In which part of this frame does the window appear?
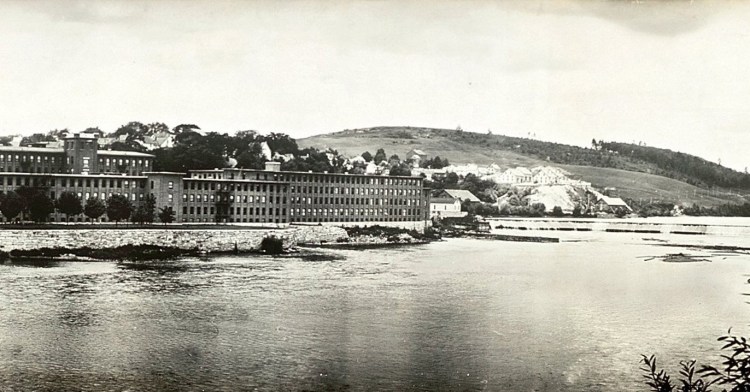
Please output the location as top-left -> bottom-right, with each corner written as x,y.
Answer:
168,181 -> 174,189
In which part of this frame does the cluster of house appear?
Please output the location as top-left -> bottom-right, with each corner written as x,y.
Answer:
413,163 -> 591,187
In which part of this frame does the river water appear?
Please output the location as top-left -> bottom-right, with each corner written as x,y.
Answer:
1,233 -> 749,391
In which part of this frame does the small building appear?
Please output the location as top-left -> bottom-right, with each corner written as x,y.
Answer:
429,189 -> 481,218
439,189 -> 481,203
498,167 -> 533,184
430,196 -> 465,218
406,149 -> 427,167
596,196 -> 632,214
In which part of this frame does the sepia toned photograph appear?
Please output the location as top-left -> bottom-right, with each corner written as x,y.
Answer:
2,0 -> 750,390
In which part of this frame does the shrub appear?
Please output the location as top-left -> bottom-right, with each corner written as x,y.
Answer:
641,328 -> 750,392
260,236 -> 284,254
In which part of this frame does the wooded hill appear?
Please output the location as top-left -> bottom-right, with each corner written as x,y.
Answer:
299,126 -> 750,206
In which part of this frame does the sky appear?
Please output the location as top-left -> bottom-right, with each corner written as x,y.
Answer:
1,0 -> 750,171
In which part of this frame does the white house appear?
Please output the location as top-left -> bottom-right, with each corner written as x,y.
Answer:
498,167 -> 533,184
429,189 -> 482,218
530,166 -> 569,185
430,196 -> 465,218
406,149 -> 427,167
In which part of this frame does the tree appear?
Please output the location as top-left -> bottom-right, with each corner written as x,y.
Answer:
374,148 -> 387,164
28,192 -> 54,223
16,186 -> 49,221
130,195 -> 156,224
56,191 -> 83,222
361,151 -> 373,162
550,206 -> 564,217
0,191 -> 23,223
143,194 -> 156,223
572,205 -> 582,217
106,194 -> 132,225
263,132 -> 299,155
131,206 -> 149,224
84,197 -> 106,222
530,203 -> 546,216
389,163 -> 412,176
172,124 -> 201,134
445,172 -> 459,186
158,206 -> 175,224
83,127 -> 103,136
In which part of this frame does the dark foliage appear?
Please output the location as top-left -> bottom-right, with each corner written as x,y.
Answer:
388,162 -> 412,176
641,328 -> 750,392
84,197 -> 106,221
600,141 -> 750,189
106,194 -> 132,224
9,244 -> 198,261
158,206 -> 175,224
0,191 -> 23,222
259,236 -> 284,254
683,203 -> 750,217
28,192 -> 54,222
56,191 -> 83,222
374,148 -> 387,164
422,156 -> 450,169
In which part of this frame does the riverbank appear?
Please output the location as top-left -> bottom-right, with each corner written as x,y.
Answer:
298,225 -> 438,249
0,226 -> 348,261
0,224 -> 443,261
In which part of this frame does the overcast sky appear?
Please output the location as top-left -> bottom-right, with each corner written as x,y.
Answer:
1,0 -> 749,170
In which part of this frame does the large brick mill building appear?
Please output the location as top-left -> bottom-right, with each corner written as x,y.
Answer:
0,133 -> 430,229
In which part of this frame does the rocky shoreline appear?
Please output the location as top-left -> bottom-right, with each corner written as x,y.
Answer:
0,225 -> 440,261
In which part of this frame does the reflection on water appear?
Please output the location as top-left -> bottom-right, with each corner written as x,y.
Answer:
0,238 -> 748,391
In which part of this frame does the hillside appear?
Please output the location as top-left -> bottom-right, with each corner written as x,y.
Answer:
298,126 -> 750,207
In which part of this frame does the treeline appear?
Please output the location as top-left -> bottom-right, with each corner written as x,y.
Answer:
14,122 -> 422,175
624,198 -> 750,217
0,188 -> 175,224
426,173 -> 501,203
682,202 -> 750,217
599,141 -> 750,189
152,130 -> 302,172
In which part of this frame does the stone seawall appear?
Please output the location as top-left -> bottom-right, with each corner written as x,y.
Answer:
0,226 -> 348,254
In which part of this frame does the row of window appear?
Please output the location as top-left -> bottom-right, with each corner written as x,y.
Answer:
182,206 -> 285,217
290,208 -> 422,217
291,216 -> 419,223
289,174 -> 420,186
50,191 -> 146,202
290,196 -> 421,206
0,166 -> 65,174
0,154 -> 150,168
190,169 -> 422,187
182,194 -> 286,204
185,181 -> 287,193
0,176 -> 144,188
291,186 -> 421,196
0,154 -> 60,163
182,217 -> 286,224
97,158 -> 150,167
190,172 -> 281,182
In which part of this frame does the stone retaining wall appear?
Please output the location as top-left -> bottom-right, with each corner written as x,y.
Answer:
0,225 -> 348,253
